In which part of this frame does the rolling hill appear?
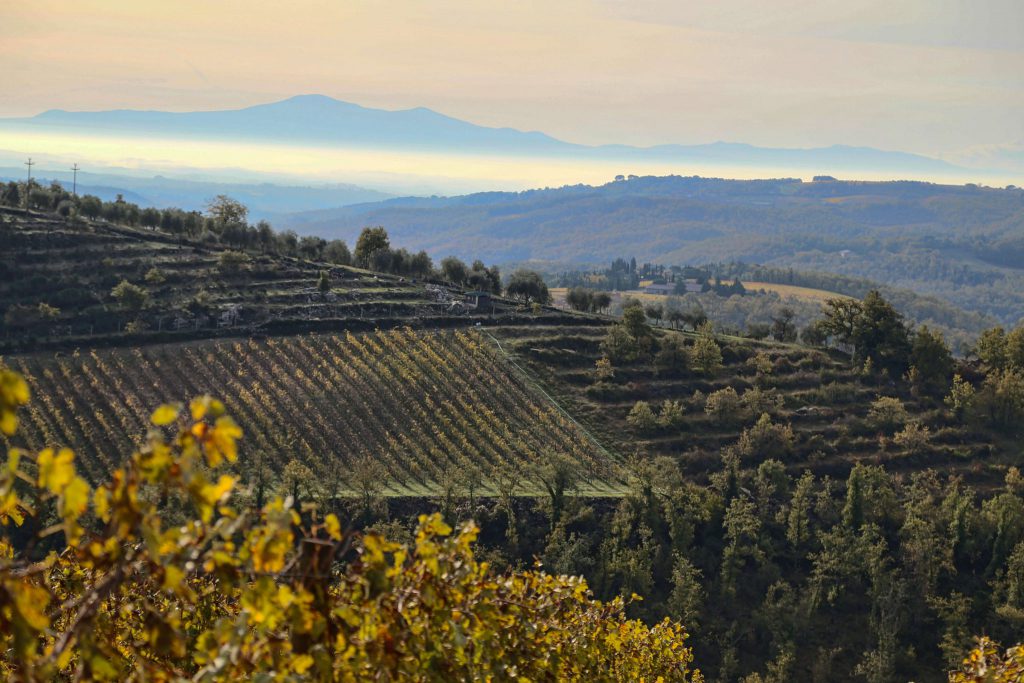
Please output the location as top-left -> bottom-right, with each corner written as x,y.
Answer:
0,206 -> 586,353
280,175 -> 1024,327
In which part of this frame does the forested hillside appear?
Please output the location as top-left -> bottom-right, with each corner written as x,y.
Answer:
282,176 -> 1024,326
496,323 -> 1004,489
479,299 -> 1024,681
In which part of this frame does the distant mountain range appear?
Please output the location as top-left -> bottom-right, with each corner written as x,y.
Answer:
1,94 -> 993,178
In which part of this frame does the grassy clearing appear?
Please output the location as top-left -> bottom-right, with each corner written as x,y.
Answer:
738,281 -> 852,303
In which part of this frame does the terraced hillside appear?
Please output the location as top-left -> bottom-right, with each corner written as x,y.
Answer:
494,324 -> 1011,488
1,327 -> 619,495
0,208 -> 577,352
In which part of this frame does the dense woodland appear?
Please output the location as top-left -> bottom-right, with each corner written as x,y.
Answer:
1,192 -> 1023,680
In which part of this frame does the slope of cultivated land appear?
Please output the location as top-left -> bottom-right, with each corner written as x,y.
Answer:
492,324 -> 1010,488
0,327 -> 621,496
0,208 -> 584,352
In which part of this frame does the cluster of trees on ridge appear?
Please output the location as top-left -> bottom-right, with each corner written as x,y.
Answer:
0,184 -> 499,285
559,259 -> 745,297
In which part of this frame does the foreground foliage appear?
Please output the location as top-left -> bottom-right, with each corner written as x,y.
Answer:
0,368 -> 699,681
951,638 -> 1024,682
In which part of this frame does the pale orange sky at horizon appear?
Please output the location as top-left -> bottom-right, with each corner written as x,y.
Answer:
1,0 -> 1022,159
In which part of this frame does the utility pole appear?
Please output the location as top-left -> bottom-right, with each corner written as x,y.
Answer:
70,163 -> 80,197
24,158 -> 34,209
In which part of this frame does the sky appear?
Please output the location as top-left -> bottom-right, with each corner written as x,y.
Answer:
0,0 -> 1021,163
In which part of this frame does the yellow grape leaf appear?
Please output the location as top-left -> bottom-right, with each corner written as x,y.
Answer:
325,513 -> 342,541
150,404 -> 180,426
210,475 -> 236,500
190,396 -> 225,421
207,417 -> 242,466
0,371 -> 29,437
291,654 -> 315,674
0,371 -> 29,404
37,448 -> 76,494
0,490 -> 24,526
10,579 -> 50,631
163,565 -> 185,592
190,397 -> 208,421
61,476 -> 90,520
197,475 -> 236,521
93,486 -> 111,523
7,447 -> 22,473
0,412 -> 15,437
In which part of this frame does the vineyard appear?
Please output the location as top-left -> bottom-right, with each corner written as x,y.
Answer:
0,327 -> 620,495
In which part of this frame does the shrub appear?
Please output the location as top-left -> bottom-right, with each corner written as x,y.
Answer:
736,413 -> 796,460
809,381 -> 857,406
110,279 -> 149,311
658,400 -> 686,429
973,368 -> 1024,433
594,355 -> 615,383
747,351 -> 773,381
655,333 -> 690,376
217,249 -> 251,273
867,396 -> 909,433
124,319 -> 149,334
144,266 -> 166,284
944,374 -> 975,421
742,386 -> 784,416
37,302 -> 60,320
892,421 -> 931,454
627,400 -> 659,432
601,325 -> 638,364
705,387 -> 744,425
691,323 -> 723,375
3,302 -> 59,329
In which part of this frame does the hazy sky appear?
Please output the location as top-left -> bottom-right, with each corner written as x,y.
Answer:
1,0 -> 1022,156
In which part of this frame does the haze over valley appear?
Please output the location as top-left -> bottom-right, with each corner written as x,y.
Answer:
1,94 -> 1021,200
